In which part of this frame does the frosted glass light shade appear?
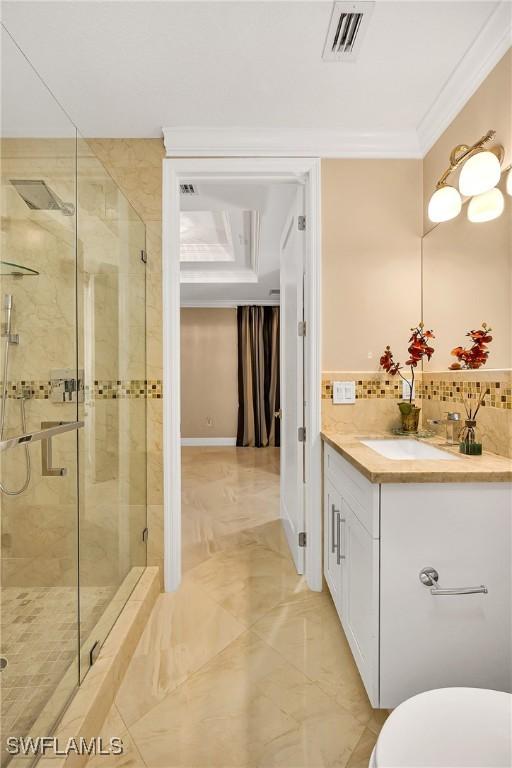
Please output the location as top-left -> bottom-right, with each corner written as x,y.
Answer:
459,150 -> 502,197
428,185 -> 462,222
467,187 -> 504,223
507,167 -> 512,196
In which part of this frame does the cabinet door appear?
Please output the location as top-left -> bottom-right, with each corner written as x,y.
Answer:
341,496 -> 379,705
324,477 -> 343,612
380,483 -> 512,708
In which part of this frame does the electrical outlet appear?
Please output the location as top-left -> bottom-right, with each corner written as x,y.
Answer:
333,381 -> 356,404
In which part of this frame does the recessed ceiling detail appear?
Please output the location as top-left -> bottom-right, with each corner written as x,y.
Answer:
322,1 -> 375,61
180,206 -> 261,284
180,211 -> 234,262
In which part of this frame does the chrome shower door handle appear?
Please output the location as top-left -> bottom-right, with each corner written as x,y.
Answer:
419,566 -> 488,595
40,421 -> 83,477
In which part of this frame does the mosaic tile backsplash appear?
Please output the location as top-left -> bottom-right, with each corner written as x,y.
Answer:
322,370 -> 512,458
3,379 -> 162,400
322,373 -> 511,410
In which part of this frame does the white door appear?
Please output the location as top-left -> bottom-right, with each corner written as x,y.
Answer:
280,187 -> 305,573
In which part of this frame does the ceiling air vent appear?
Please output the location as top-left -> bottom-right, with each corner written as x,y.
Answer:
323,1 -> 375,61
180,183 -> 197,195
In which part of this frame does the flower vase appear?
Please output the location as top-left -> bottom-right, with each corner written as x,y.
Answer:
398,402 -> 421,433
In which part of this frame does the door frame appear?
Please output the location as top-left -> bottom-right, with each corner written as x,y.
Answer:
162,157 -> 322,592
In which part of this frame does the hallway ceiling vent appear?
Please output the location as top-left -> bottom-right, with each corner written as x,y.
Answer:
322,1 -> 375,61
180,183 -> 197,194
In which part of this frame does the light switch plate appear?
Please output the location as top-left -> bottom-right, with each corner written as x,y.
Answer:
333,381 -> 356,404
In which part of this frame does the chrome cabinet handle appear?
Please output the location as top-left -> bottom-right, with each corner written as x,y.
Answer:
331,503 -> 337,553
336,513 -> 346,564
0,420 -> 84,452
419,566 -> 488,595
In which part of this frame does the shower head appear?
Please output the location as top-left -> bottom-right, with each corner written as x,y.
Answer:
10,179 -> 75,216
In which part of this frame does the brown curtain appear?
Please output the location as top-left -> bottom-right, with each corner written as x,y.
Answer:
236,306 -> 280,447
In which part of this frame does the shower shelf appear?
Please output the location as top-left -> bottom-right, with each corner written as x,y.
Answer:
1,260 -> 39,276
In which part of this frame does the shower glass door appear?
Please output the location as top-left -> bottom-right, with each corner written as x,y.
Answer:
76,139 -> 147,679
1,25 -> 147,764
0,27 -> 80,761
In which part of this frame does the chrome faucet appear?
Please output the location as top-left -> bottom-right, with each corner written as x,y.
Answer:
427,412 -> 462,445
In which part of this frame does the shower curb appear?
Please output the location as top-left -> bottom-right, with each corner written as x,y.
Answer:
34,567 -> 160,768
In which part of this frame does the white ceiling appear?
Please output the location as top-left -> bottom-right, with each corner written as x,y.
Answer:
1,1 -> 510,154
179,181 -> 297,304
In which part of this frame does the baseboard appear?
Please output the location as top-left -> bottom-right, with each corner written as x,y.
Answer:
181,437 -> 237,446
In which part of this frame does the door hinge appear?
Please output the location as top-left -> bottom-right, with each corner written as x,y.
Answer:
140,249 -> 147,264
298,426 -> 306,442
298,320 -> 306,337
142,527 -> 149,543
298,215 -> 306,231
298,531 -> 307,547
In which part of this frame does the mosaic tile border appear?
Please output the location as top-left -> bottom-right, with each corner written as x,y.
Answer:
418,379 -> 511,411
322,378 -> 403,401
322,375 -> 511,410
2,380 -> 162,400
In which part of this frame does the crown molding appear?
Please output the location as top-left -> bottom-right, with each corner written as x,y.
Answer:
417,2 -> 512,156
163,127 -> 422,159
164,5 -> 511,162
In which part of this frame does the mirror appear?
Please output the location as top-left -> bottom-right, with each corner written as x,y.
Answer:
422,171 -> 511,372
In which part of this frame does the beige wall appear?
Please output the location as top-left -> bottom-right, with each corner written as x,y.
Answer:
321,159 -> 423,372
180,308 -> 238,439
423,49 -> 512,234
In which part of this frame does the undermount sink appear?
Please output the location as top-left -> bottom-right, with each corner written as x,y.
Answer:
360,438 -> 457,461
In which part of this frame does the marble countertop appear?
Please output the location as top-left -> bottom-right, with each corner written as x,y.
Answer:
321,431 -> 512,484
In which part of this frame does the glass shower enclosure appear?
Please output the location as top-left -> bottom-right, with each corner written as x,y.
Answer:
0,27 -> 147,764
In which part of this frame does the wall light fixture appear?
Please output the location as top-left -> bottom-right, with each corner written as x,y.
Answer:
428,129 -> 505,223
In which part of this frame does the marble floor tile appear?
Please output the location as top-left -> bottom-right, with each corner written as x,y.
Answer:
251,583 -> 388,734
185,542 -> 309,627
346,728 -> 378,768
85,705 -> 145,768
129,631 -> 365,768
115,581 -> 245,726
102,447 -> 386,768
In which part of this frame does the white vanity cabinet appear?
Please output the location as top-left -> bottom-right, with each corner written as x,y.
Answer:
323,442 -> 512,709
324,444 -> 380,705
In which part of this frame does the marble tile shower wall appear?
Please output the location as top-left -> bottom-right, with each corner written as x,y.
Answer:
87,139 -> 166,581
322,370 -> 512,458
0,139 -> 148,589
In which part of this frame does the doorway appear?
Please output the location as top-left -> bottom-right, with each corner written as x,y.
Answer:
162,158 -> 322,593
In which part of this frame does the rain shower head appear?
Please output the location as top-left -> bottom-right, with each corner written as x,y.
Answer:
10,179 -> 75,216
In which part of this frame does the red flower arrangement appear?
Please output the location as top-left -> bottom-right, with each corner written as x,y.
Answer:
450,323 -> 493,370
380,323 -> 435,407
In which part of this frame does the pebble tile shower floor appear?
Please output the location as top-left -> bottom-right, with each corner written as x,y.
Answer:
0,584 -> 113,764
